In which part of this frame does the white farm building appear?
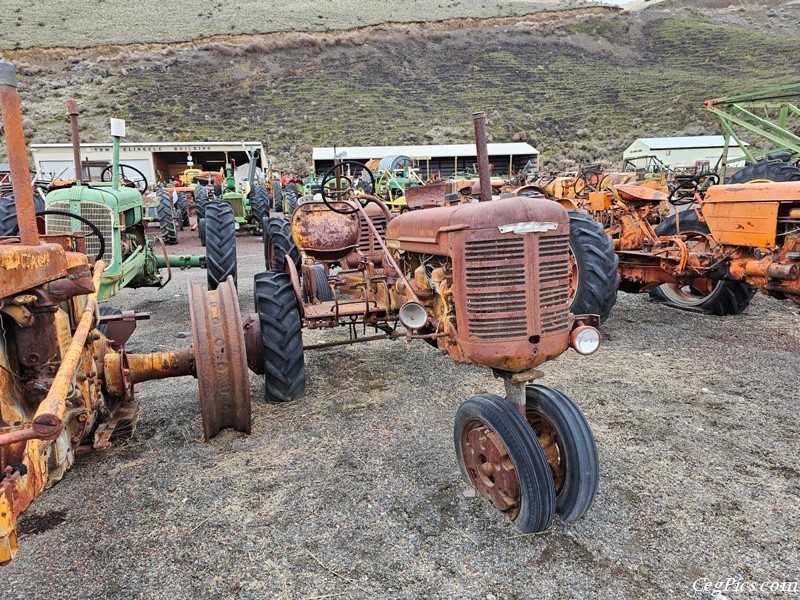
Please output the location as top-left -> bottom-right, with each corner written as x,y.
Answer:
623,136 -> 748,172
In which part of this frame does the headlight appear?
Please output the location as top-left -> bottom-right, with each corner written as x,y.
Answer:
570,325 -> 601,355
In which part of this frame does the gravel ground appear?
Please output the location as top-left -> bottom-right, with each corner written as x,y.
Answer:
5,219 -> 799,599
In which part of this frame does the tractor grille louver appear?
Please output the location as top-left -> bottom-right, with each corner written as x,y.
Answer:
464,237 -> 528,339
463,233 -> 571,340
538,234 -> 570,333
46,201 -> 115,268
358,214 -> 387,254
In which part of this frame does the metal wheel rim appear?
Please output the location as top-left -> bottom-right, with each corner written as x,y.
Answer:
460,418 -> 521,517
659,230 -> 718,305
526,411 -> 566,494
189,277 -> 251,439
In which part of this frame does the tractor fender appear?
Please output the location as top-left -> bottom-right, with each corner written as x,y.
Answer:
284,257 -> 305,319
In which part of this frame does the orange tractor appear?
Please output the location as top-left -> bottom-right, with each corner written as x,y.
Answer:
536,163 -> 800,314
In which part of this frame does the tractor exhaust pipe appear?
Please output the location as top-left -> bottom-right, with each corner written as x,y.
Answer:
473,111 -> 492,203
67,100 -> 83,184
0,60 -> 39,246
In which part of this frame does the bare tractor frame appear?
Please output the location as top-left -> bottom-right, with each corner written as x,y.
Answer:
257,113 -> 605,533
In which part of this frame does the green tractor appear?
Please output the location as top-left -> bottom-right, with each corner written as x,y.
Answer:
40,103 -> 236,297
202,144 -> 270,239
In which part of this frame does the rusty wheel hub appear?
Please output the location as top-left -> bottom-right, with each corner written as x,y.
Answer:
461,420 -> 520,516
527,412 -> 566,494
188,276 -> 251,440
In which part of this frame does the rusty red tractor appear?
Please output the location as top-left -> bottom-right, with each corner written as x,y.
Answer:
256,112 -> 605,533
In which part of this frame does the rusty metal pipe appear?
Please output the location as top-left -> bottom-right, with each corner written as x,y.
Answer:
0,60 -> 39,246
67,100 -> 82,184
31,260 -> 105,440
0,427 -> 39,446
473,111 -> 492,203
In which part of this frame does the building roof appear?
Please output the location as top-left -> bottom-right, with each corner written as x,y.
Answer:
312,143 -> 538,161
634,136 -> 749,150
30,141 -> 263,151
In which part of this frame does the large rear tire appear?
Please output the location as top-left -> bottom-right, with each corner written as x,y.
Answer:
0,193 -> 45,236
264,216 -> 301,272
205,202 -> 237,290
567,211 -> 619,323
249,186 -> 269,226
198,217 -> 206,246
194,185 -> 209,219
175,193 -> 189,229
284,183 -> 299,215
727,160 -> 800,184
156,189 -> 178,245
254,270 -> 305,403
649,210 -> 754,315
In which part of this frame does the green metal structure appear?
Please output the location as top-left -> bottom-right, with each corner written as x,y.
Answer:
706,82 -> 800,179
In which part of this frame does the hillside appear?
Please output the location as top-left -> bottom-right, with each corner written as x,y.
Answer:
3,1 -> 799,171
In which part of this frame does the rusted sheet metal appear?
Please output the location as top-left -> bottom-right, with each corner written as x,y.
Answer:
386,195 -> 566,256
292,200 -> 360,261
0,61 -> 38,246
242,312 -> 264,375
188,277 -> 251,440
460,421 -> 520,516
614,184 -> 669,203
0,244 -> 71,299
405,181 -> 452,209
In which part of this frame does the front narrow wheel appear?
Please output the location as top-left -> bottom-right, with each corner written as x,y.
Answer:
455,394 -> 555,533
525,385 -> 599,522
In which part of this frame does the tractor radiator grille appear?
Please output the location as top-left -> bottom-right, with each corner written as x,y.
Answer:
358,214 -> 387,254
538,234 -> 570,333
46,201 -> 115,268
464,237 -> 527,339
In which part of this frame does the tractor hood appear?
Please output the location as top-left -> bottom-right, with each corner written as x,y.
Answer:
385,196 -> 568,255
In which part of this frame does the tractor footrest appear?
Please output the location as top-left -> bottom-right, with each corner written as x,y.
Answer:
303,300 -> 388,319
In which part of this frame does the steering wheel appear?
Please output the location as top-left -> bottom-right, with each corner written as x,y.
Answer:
668,173 -> 720,205
100,164 -> 148,194
319,161 -> 376,215
11,210 -> 106,262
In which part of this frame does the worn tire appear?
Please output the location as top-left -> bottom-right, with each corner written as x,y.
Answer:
310,263 -> 333,301
250,185 -> 269,226
525,385 -> 599,522
649,210 -> 754,315
198,217 -> 206,246
205,201 -> 237,290
156,189 -> 178,245
568,211 -> 619,323
194,185 -> 209,219
97,305 -> 123,339
254,270 -> 305,403
264,216 -> 301,272
454,394 -> 555,533
272,180 -> 283,212
175,193 -> 189,229
213,183 -> 223,199
727,161 -> 800,184
285,183 -> 299,215
0,193 -> 45,236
